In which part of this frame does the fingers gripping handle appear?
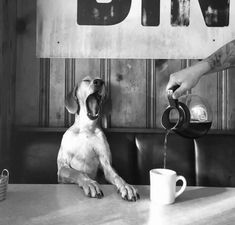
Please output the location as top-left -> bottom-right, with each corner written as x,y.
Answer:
175,175 -> 187,198
167,84 -> 180,94
167,85 -> 180,107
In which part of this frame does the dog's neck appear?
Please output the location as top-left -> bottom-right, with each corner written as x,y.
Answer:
74,108 -> 99,131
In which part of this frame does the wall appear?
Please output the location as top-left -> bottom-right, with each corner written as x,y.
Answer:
14,0 -> 235,131
0,0 -> 17,170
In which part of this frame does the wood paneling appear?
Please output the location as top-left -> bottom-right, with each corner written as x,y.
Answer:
191,60 -> 220,130
227,67 -> 235,129
14,0 -> 235,132
15,0 -> 40,126
49,59 -> 65,127
0,2 -> 3,165
110,59 -> 147,128
146,59 -> 184,128
64,59 -> 76,127
74,59 -> 101,82
155,59 -> 184,128
0,0 -> 17,169
39,59 -> 50,126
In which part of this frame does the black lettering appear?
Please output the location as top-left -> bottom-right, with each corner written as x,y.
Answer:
171,0 -> 190,26
198,0 -> 230,27
77,0 -> 131,25
142,0 -> 160,26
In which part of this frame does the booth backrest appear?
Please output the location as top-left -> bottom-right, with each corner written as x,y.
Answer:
135,134 -> 196,185
195,134 -> 235,187
10,130 -> 235,187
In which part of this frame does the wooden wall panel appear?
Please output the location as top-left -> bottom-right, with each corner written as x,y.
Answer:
49,59 -> 65,127
192,73 -> 218,129
14,0 -> 235,132
64,59 -> 76,126
110,59 -> 147,128
0,0 -> 17,169
191,59 -> 219,129
39,59 -> 50,126
227,67 -> 235,129
0,2 -> 3,165
154,60 -> 183,128
74,59 -> 101,83
15,0 -> 40,126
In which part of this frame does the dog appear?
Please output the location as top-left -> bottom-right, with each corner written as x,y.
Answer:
57,76 -> 139,201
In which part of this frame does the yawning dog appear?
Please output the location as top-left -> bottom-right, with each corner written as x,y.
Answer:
57,76 -> 139,201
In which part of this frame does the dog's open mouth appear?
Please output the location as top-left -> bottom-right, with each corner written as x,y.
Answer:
86,92 -> 102,120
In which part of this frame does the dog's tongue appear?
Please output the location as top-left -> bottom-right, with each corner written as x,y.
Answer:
87,94 -> 99,119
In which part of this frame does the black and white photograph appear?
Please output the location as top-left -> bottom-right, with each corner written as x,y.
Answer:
1,0 -> 235,224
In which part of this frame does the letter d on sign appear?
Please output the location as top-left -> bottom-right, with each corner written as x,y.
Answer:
77,0 -> 132,25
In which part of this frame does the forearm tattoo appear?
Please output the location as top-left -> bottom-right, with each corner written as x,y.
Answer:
204,40 -> 235,71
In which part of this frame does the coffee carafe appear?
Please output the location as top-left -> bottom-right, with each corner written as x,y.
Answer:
161,86 -> 212,139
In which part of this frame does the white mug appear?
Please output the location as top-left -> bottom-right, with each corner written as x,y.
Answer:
150,168 -> 187,205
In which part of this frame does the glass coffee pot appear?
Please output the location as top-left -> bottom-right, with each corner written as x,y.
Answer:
161,85 -> 212,139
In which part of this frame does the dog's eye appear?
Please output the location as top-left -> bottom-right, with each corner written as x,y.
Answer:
83,79 -> 91,83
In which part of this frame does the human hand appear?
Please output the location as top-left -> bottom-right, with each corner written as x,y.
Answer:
166,61 -> 210,99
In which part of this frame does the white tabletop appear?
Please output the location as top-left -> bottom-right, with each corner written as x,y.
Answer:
0,184 -> 235,225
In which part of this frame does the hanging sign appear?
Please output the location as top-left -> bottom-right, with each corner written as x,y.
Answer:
36,0 -> 235,59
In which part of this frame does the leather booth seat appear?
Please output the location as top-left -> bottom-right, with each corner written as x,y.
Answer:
11,130 -> 235,187
195,134 -> 235,187
135,133 -> 196,185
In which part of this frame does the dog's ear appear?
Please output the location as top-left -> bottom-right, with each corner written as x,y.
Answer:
65,85 -> 80,114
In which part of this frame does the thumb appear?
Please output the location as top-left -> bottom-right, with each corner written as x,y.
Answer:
166,81 -> 177,92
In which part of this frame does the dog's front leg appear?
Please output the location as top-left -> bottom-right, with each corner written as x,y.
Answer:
58,167 -> 103,198
100,158 -> 139,201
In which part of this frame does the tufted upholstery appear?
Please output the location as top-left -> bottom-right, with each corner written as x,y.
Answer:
11,130 -> 235,187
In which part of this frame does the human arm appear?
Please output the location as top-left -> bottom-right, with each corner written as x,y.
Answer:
166,39 -> 235,99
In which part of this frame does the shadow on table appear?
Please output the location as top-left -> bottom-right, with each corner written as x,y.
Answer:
176,187 -> 227,203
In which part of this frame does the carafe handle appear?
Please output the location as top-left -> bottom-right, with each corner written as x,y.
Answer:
167,85 -> 180,108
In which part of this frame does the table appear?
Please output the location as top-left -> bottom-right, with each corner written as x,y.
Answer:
0,184 -> 235,225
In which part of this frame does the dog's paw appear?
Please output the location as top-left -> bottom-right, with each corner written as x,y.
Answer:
117,184 -> 140,202
80,180 -> 104,199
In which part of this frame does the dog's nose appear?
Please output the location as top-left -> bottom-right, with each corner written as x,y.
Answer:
93,79 -> 104,87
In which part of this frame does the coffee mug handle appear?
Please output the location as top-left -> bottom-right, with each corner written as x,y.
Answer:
175,175 -> 187,198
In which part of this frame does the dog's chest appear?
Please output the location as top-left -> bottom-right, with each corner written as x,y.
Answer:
62,130 -> 105,158
61,130 -> 106,175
